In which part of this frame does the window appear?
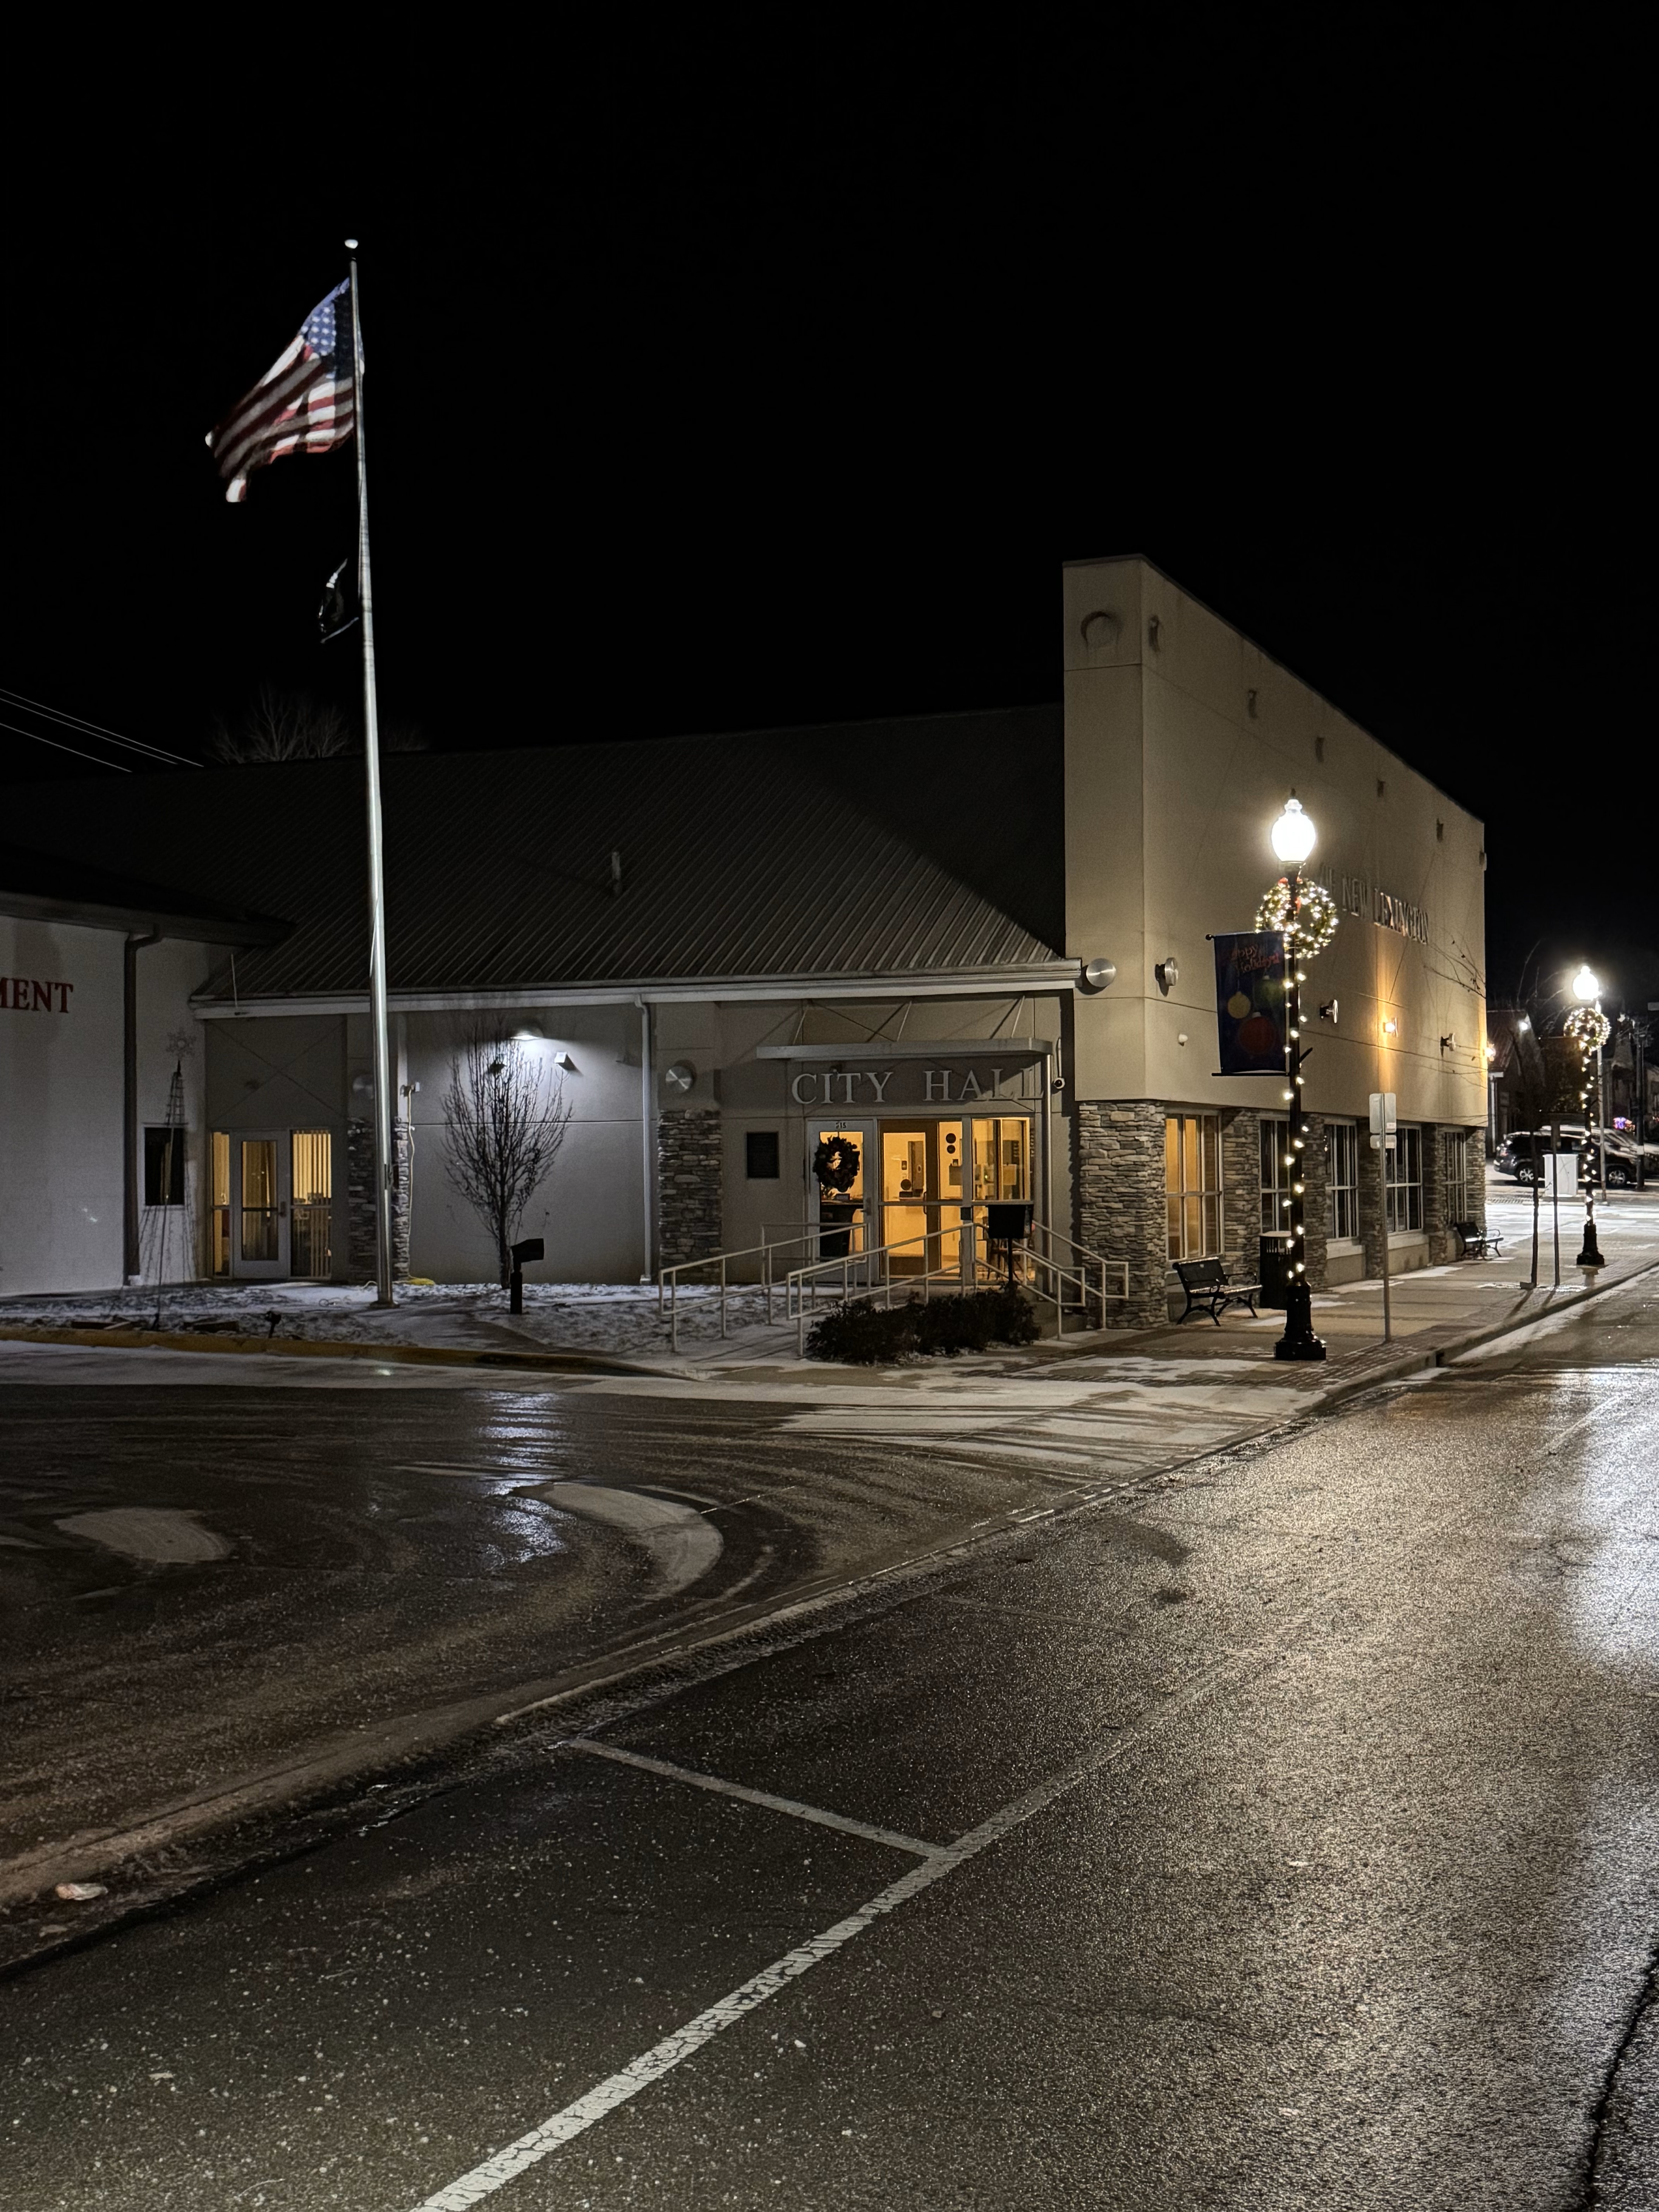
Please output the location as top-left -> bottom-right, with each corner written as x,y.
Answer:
1444,1128 -> 1471,1221
745,1130 -> 781,1179
1326,1120 -> 1359,1240
1166,1113 -> 1222,1261
143,1126 -> 185,1206
1386,1125 -> 1423,1232
1259,1116 -> 1291,1235
291,1131 -> 333,1280
210,1131 -> 230,1276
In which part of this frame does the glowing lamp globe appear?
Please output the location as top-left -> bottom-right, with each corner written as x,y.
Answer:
1571,964 -> 1601,1003
1270,797 -> 1317,866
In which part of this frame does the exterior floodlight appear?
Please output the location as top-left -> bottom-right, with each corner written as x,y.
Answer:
1572,964 -> 1601,1002
512,1022 -> 545,1041
1270,796 -> 1317,865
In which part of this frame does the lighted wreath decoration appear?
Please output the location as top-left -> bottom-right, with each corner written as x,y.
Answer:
812,1135 -> 861,1194
1564,1005 -> 1611,1053
1255,875 -> 1338,957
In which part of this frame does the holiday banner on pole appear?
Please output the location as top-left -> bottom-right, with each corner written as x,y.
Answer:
1213,931 -> 1287,1075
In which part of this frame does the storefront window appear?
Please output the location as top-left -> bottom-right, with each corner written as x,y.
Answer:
1386,1125 -> 1424,1232
1166,1113 -> 1222,1261
1326,1121 -> 1359,1240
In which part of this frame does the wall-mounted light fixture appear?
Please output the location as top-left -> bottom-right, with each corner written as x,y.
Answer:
1080,609 -> 1120,650
1440,1034 -> 1456,1054
512,1022 -> 545,1041
1485,1042 -> 1497,1064
1080,957 -> 1117,992
1319,999 -> 1339,1025
1382,1017 -> 1399,1037
664,1061 -> 696,1093
554,1051 -> 577,1072
1154,957 -> 1179,995
1147,614 -> 1161,651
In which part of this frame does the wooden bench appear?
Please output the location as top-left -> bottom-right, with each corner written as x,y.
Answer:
1174,1257 -> 1262,1325
1452,1220 -> 1503,1260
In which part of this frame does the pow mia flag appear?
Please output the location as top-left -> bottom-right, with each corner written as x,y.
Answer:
319,553 -> 359,644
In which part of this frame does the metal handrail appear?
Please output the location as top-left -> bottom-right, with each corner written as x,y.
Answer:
1027,1221 -> 1130,1329
659,1224 -> 862,1352
661,1212 -> 1132,1355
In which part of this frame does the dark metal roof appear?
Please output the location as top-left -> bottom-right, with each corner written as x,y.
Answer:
0,842 -> 287,945
0,709 -> 1065,998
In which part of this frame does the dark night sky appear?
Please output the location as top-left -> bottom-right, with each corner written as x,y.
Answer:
1,25 -> 1646,1003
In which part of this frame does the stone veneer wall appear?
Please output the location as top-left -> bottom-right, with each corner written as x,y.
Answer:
1422,1120 -> 1450,1264
1077,1101 -> 1326,1325
346,1118 -> 412,1282
658,1107 -> 723,1271
1221,1109 -> 1259,1283
1357,1122 -> 1386,1278
1074,1101 -> 1168,1328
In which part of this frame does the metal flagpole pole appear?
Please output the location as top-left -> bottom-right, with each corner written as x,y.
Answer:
347,240 -> 395,1307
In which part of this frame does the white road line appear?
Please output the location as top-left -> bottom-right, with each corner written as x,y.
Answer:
406,1626 -> 1303,2212
564,1740 -> 942,1858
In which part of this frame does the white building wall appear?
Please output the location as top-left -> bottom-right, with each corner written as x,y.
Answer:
401,1006 -> 646,1284
0,919 -> 124,1294
134,938 -> 216,1284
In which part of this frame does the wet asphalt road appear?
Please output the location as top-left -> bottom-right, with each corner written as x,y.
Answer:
0,1372 -> 1089,1864
6,1285 -> 1659,2207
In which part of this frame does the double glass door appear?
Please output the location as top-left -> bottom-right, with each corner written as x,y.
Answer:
878,1118 -> 1030,1275
211,1130 -> 333,1279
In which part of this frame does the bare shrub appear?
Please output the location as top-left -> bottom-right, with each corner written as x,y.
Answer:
440,1030 -> 573,1285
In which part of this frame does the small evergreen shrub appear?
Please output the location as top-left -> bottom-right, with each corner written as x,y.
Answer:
805,1283 -> 1040,1365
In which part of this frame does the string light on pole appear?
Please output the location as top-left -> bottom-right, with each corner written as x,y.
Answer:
1267,797 -> 1328,1362
1571,963 -> 1608,1271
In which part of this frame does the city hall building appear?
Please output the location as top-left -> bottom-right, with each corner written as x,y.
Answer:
0,557 -> 1489,1326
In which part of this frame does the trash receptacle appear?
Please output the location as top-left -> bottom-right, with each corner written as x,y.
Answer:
1258,1233 -> 1295,1309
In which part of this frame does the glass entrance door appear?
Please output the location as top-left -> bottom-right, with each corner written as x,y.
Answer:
234,1134 -> 289,1278
880,1125 -> 941,1275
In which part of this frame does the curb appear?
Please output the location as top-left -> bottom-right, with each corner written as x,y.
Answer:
1310,1252 -> 1659,1413
0,1322 -> 695,1382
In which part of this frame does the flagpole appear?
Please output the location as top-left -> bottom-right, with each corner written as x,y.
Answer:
346,240 -> 396,1307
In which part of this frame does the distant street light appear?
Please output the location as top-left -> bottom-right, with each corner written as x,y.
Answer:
1269,798 -> 1326,1362
1570,964 -> 1609,1271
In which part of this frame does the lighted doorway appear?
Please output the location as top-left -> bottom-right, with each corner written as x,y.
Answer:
877,1118 -> 1030,1275
210,1129 -> 335,1279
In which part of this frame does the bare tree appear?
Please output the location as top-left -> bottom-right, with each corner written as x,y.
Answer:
210,685 -> 352,762
440,1031 -> 573,1285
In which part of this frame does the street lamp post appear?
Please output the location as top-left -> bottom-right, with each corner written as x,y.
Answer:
1270,798 -> 1326,1363
1571,963 -> 1607,1273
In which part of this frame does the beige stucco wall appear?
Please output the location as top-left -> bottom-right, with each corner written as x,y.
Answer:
1063,556 -> 1486,1127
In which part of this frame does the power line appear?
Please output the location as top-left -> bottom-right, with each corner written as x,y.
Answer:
0,684 -> 197,767
0,716 -> 131,773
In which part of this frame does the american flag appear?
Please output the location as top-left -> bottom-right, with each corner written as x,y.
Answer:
205,280 -> 356,504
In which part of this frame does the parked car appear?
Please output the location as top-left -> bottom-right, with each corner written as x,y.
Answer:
1496,1128 -> 1659,1188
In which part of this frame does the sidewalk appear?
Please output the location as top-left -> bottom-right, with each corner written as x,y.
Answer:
4,1183 -> 1654,1475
